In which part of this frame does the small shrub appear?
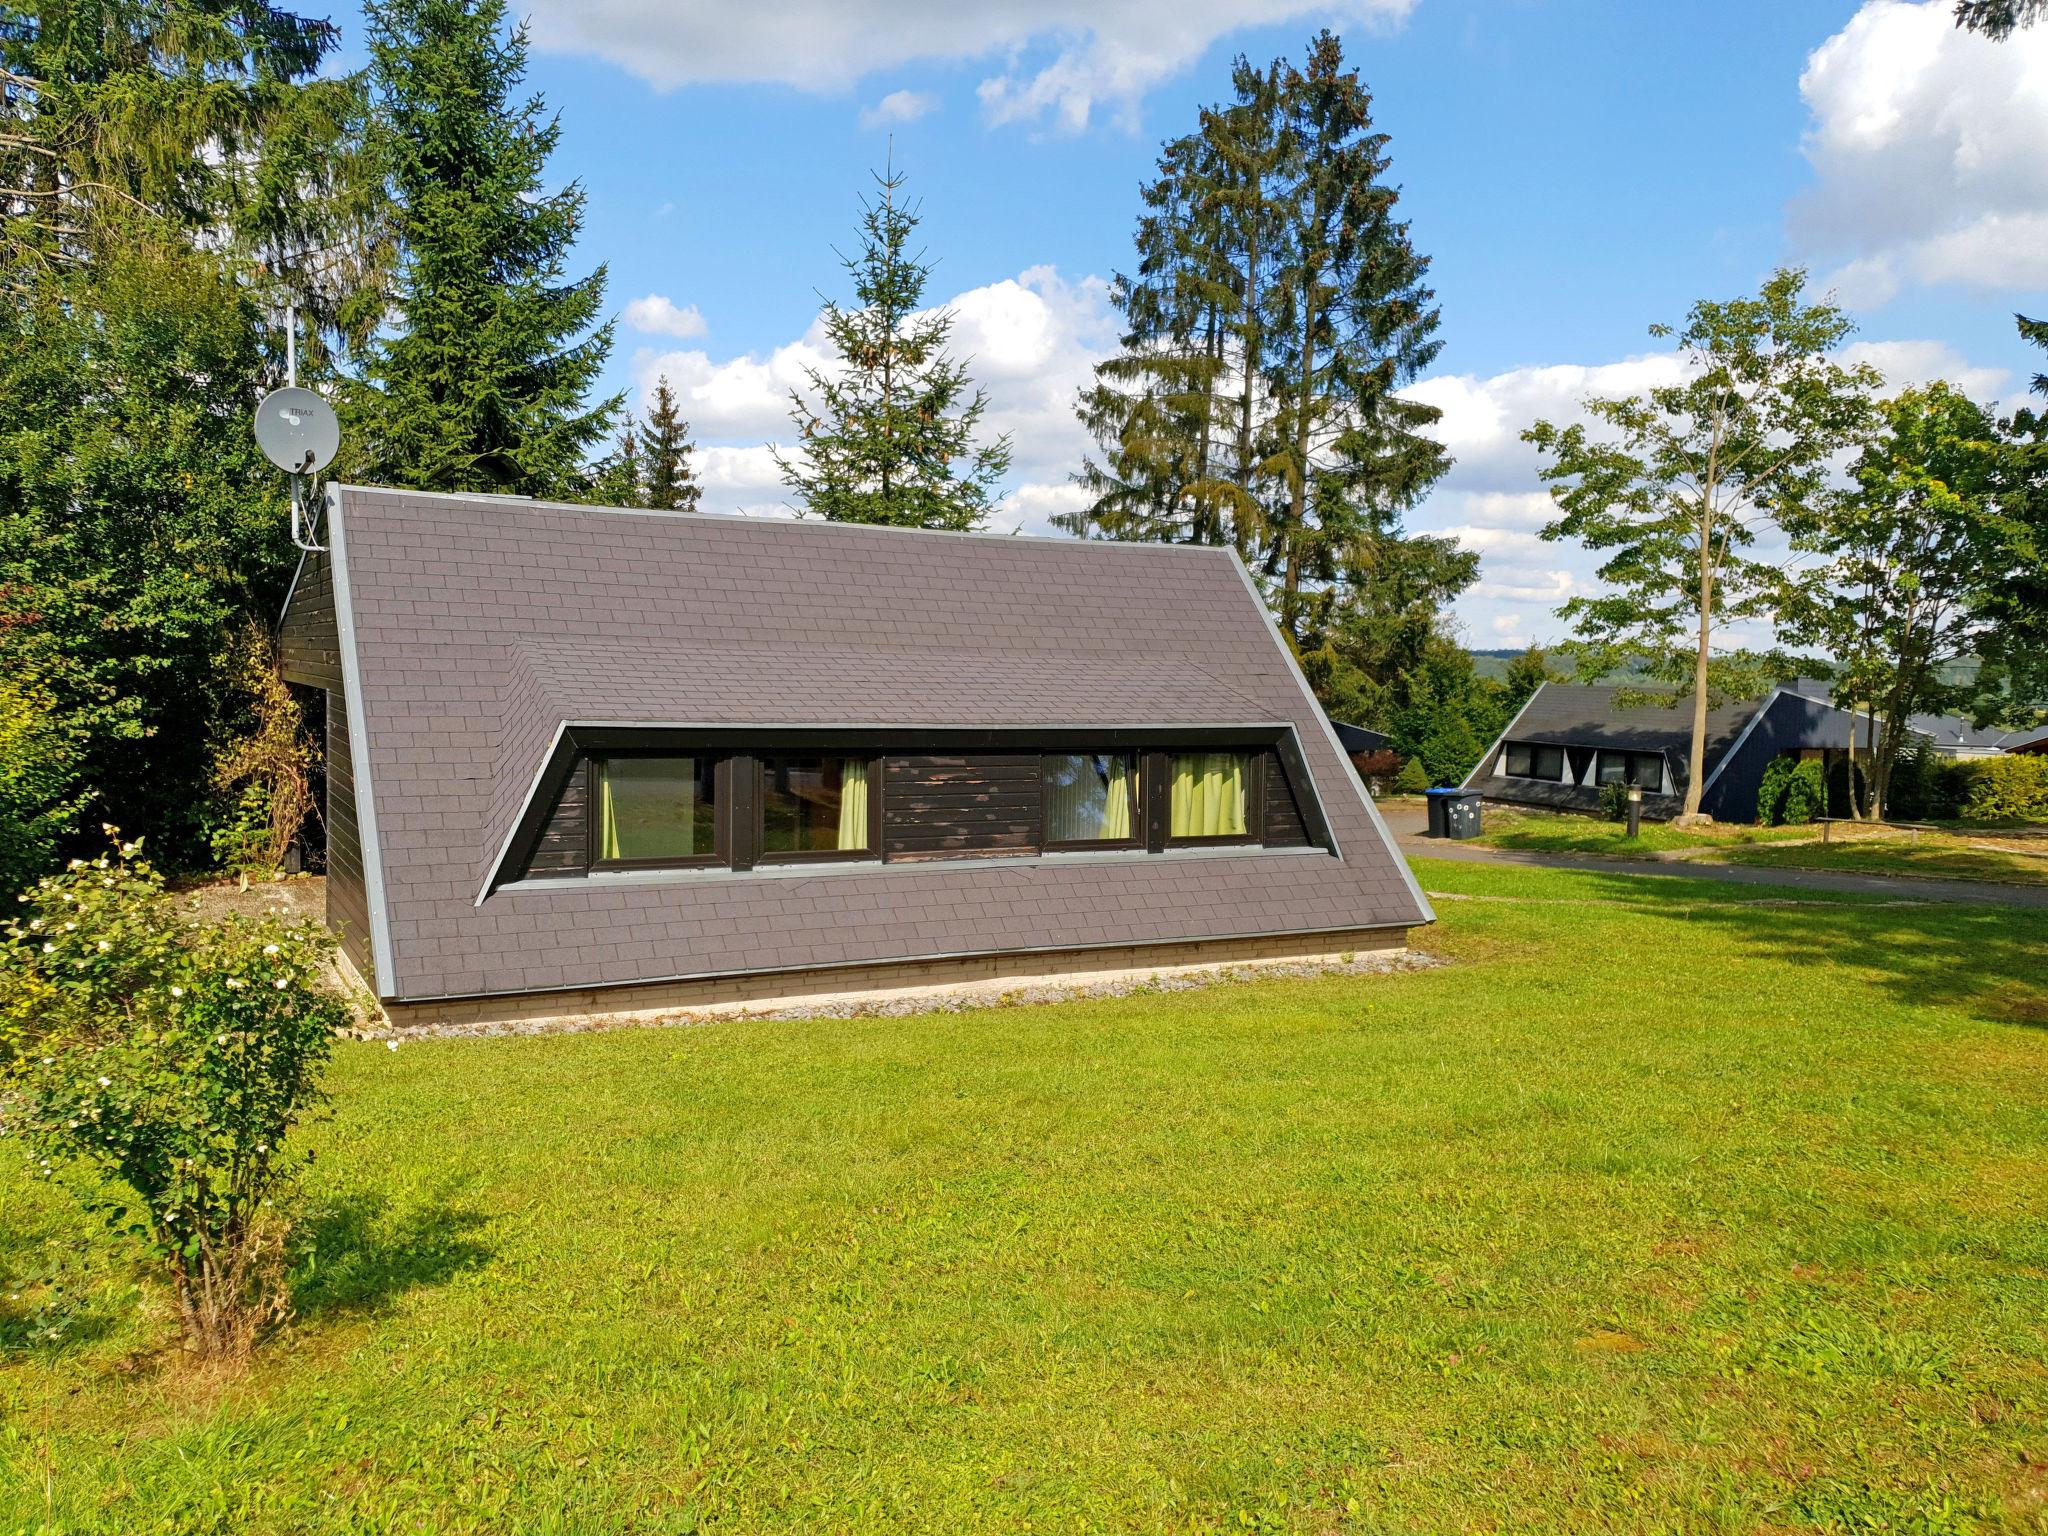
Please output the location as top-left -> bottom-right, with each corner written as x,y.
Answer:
208,621 -> 319,875
1757,757 -> 1827,825
1597,783 -> 1631,822
1352,749 -> 1401,794
1393,758 -> 1433,795
1957,754 -> 2048,823
0,834 -> 348,1359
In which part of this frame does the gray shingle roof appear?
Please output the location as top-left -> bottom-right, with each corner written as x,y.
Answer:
312,486 -> 1429,1003
1494,683 -> 1762,770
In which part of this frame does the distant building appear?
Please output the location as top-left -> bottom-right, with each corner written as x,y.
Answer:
1462,682 -> 1868,823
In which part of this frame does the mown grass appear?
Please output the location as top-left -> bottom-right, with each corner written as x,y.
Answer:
1470,806 -> 1809,855
1714,832 -> 2048,888
4,860 -> 2047,1533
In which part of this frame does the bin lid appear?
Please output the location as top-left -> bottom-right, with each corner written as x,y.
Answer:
1425,786 -> 1478,797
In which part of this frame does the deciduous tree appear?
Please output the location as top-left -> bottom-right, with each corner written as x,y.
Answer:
1526,269 -> 1880,817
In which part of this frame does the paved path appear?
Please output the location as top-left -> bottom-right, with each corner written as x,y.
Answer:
1377,802 -> 2048,910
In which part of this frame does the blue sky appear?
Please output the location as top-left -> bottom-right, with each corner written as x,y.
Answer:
345,0 -> 2048,647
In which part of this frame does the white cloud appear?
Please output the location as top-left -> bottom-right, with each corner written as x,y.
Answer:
622,294 -> 708,339
860,89 -> 938,129
1403,331 -> 2013,645
1794,0 -> 2048,301
628,264 -> 1114,523
523,0 -> 1414,132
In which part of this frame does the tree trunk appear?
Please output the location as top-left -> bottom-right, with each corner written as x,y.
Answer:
1684,500 -> 1713,817
1284,298 -> 1314,645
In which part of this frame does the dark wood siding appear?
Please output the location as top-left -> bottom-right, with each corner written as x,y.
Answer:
518,758 -> 591,878
883,754 -> 1040,861
1262,752 -> 1310,848
279,551 -> 343,690
324,690 -> 375,988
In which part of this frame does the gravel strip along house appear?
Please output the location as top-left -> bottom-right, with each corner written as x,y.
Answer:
278,486 -> 1432,1029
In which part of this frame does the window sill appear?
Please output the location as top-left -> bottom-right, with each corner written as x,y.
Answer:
502,841 -> 1333,894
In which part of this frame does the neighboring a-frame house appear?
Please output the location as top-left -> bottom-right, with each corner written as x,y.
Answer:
279,485 -> 1433,1029
1461,681 -> 1869,822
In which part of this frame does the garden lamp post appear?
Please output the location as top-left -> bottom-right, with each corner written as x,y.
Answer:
1626,783 -> 1643,840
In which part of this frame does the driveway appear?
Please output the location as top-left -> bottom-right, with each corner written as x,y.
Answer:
1377,800 -> 2048,909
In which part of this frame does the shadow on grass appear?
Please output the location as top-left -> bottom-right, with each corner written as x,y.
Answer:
1571,868 -> 2048,1029
289,1189 -> 493,1322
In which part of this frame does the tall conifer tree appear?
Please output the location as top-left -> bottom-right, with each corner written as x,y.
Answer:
1072,33 -> 1450,655
355,0 -> 618,496
778,162 -> 1010,530
641,376 -> 701,512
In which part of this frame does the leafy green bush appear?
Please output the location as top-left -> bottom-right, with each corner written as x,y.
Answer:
0,836 -> 348,1358
1758,757 -> 1828,825
0,673 -> 82,901
1598,783 -> 1631,822
1393,758 -> 1432,794
1957,754 -> 2048,823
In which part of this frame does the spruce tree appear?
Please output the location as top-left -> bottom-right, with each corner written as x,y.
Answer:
777,163 -> 1010,530
1264,31 -> 1449,644
641,376 -> 701,511
355,0 -> 618,496
588,419 -> 644,507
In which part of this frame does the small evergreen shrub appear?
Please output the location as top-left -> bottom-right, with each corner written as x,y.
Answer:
1756,757 -> 1796,825
0,835 -> 348,1359
1598,783 -> 1631,822
1957,755 -> 2048,823
1757,757 -> 1828,825
1393,758 -> 1432,795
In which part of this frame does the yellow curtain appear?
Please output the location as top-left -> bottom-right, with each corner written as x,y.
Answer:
1170,752 -> 1246,837
836,759 -> 871,851
597,765 -> 622,860
1099,756 -> 1133,839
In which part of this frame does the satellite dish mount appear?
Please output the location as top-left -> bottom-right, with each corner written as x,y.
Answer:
253,307 -> 340,553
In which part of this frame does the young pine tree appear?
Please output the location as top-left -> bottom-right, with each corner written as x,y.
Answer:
641,376 -> 701,512
355,0 -> 618,496
777,163 -> 1010,530
588,419 -> 644,507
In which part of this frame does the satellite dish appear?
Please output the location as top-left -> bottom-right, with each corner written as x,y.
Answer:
254,386 -> 339,476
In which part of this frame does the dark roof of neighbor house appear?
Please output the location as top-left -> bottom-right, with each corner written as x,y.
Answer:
1780,677 -> 2023,752
291,485 -> 1430,1003
1487,682 -> 1763,769
1331,721 -> 1392,755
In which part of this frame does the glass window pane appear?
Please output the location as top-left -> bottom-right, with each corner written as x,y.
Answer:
1169,752 -> 1249,838
1045,754 -> 1140,842
1533,746 -> 1566,782
762,758 -> 873,854
1505,743 -> 1534,777
1597,752 -> 1627,785
597,757 -> 715,862
1635,754 -> 1663,791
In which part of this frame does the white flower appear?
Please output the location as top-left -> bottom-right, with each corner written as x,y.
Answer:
67,859 -> 84,872
170,986 -> 184,998
62,921 -> 74,931
225,977 -> 245,989
40,942 -> 53,954
273,977 -> 288,989
386,1040 -> 399,1052
97,1076 -> 110,1087
215,1035 -> 226,1045
263,944 -> 279,956
96,939 -> 110,952
27,919 -> 40,931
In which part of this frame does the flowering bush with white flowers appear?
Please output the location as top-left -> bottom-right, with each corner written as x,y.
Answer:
0,832 -> 347,1359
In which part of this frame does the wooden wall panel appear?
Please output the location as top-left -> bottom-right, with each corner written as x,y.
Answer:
1262,751 -> 1310,848
883,754 -> 1040,861
520,758 -> 590,878
324,691 -> 375,987
279,552 -> 343,691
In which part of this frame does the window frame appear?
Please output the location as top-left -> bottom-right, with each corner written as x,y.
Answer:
586,752 -> 728,872
1039,751 -> 1147,853
1595,749 -> 1664,792
1503,741 -> 1567,783
752,753 -> 885,866
1160,747 -> 1266,848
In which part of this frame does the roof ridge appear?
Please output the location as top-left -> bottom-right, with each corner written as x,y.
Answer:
331,482 -> 1240,558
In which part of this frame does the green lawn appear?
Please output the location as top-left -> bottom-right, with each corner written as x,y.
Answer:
5,860 -> 2047,1533
1713,833 -> 2048,888
1470,805 -> 1810,855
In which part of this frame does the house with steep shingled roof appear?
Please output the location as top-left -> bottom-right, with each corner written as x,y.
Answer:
279,485 -> 1432,1029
